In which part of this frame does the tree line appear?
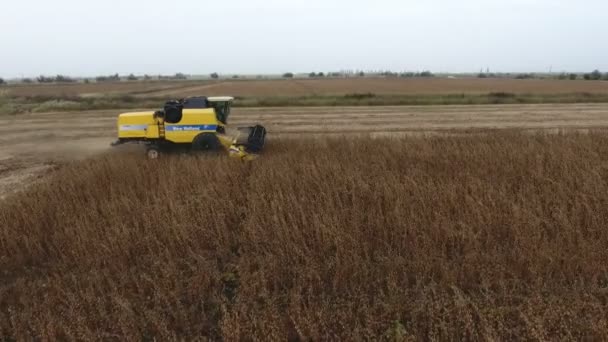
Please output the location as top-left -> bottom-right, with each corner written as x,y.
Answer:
477,70 -> 608,81
2,70 -> 608,85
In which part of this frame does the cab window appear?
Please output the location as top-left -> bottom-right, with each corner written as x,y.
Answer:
213,102 -> 231,124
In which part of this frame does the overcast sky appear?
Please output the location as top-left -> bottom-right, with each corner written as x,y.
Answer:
1,0 -> 607,78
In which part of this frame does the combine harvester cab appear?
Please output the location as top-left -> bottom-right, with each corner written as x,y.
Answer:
112,96 -> 266,160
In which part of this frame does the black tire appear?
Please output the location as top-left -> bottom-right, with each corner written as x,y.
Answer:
192,133 -> 221,152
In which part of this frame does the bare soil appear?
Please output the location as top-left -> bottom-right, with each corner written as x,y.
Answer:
152,78 -> 608,97
6,78 -> 608,98
1,103 -> 608,198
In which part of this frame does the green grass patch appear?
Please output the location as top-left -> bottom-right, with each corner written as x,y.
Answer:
2,92 -> 608,115
234,92 -> 608,107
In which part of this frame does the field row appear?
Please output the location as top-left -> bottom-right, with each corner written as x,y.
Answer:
3,134 -> 608,339
5,78 -> 608,97
2,104 -> 608,147
1,103 -> 607,199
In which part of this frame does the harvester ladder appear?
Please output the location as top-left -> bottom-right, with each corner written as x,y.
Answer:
158,120 -> 166,139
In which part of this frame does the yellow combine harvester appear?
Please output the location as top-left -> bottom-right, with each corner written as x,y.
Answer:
111,96 -> 266,160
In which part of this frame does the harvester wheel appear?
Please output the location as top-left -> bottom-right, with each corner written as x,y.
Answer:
192,133 -> 220,152
146,146 -> 160,159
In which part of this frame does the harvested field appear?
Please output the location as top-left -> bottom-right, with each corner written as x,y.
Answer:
2,103 -> 608,199
6,78 -> 608,98
2,134 -> 608,340
4,81 -> 206,98
3,79 -> 608,115
3,104 -> 608,145
148,78 -> 608,98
